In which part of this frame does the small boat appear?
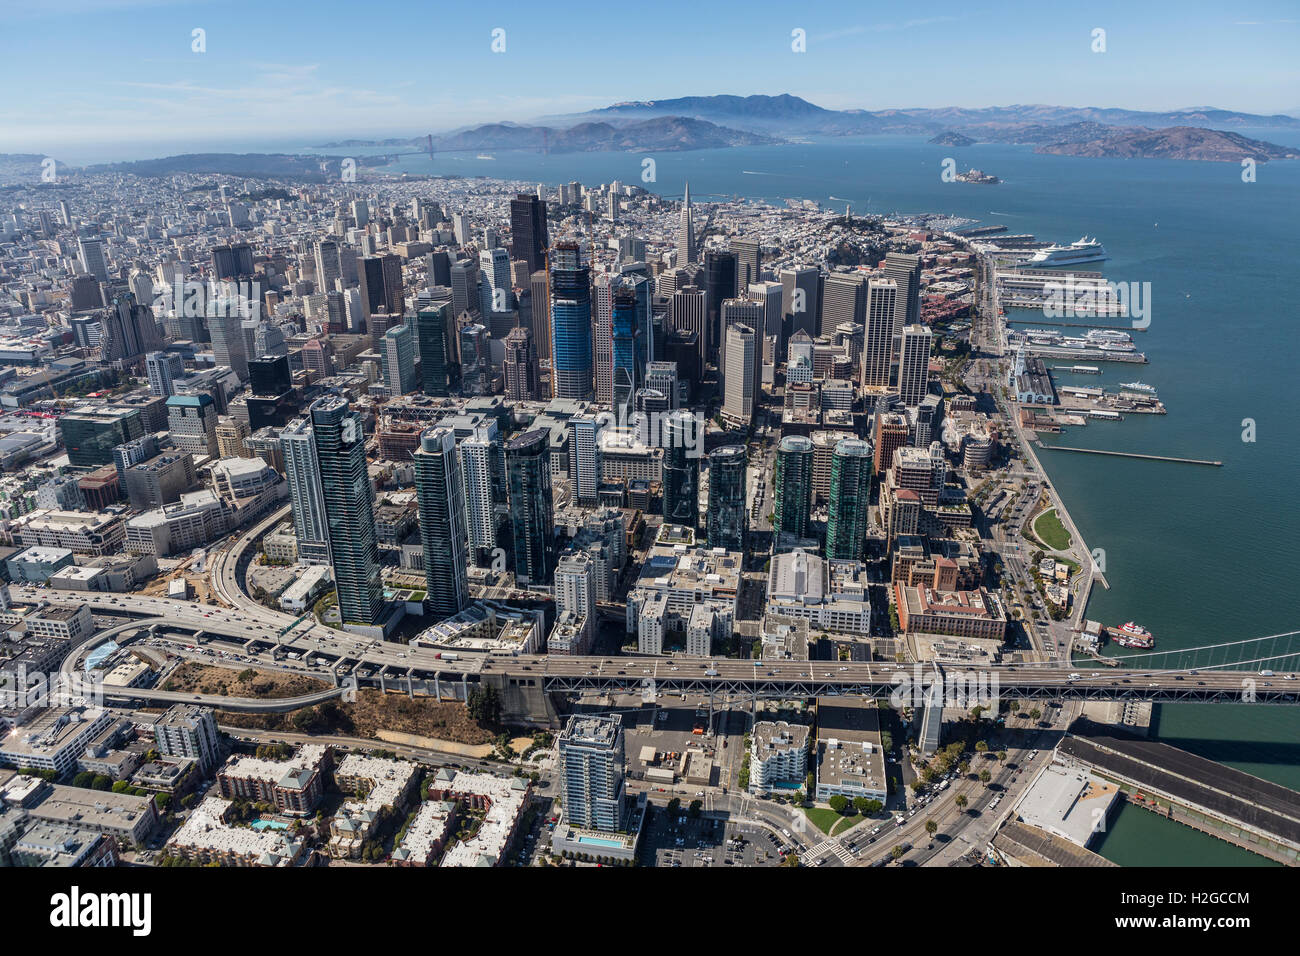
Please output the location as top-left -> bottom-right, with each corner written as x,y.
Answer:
1112,621 -> 1154,649
1119,381 -> 1156,394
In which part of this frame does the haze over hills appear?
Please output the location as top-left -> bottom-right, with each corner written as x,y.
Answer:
555,94 -> 1300,134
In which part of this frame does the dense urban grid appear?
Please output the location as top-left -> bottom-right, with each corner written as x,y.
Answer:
0,160 -> 1293,874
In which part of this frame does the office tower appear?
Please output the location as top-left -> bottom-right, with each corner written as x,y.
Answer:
211,243 -> 253,280
592,274 -> 616,403
101,290 -> 162,365
417,303 -> 453,396
898,324 -> 933,407
314,239 -> 342,293
529,269 -> 550,363
459,323 -> 489,396
58,199 -> 71,226
662,409 -> 700,529
611,286 -> 641,418
873,412 -> 910,477
704,249 -> 738,361
821,272 -> 868,340
60,407 -> 145,468
426,249 -> 452,287
503,326 -> 538,401
254,322 -> 287,358
383,324 -> 416,395
248,354 -> 291,397
862,278 -> 898,390
280,418 -> 330,564
645,361 -> 679,410
781,266 -> 820,342
450,258 -> 480,318
568,415 -> 600,507
216,417 -> 251,458
733,238 -> 761,291
707,445 -> 747,551
676,182 -> 697,265
452,213 -> 471,246
165,394 -> 218,456
350,198 -> 369,227
414,427 -> 469,619
359,254 -> 403,321
145,351 -> 183,397
669,285 -> 707,370
112,433 -> 160,479
310,396 -> 383,626
510,194 -> 549,273
209,311 -> 249,380
69,274 -> 103,311
506,429 -> 555,587
478,246 -> 514,316
722,324 -> 756,424
549,242 -> 593,400
883,252 -> 923,336
78,236 -> 109,281
748,280 -> 784,349
773,435 -> 814,544
558,714 -> 627,832
825,439 -> 873,561
721,297 -> 763,391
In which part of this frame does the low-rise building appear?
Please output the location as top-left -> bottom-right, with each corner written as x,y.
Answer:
814,698 -> 887,805
216,744 -> 330,816
765,549 -> 872,636
329,754 -> 420,859
166,794 -> 307,866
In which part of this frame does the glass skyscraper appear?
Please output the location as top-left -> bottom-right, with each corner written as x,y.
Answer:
662,410 -> 701,530
417,304 -> 452,396
310,395 -> 383,626
825,439 -> 873,561
611,287 -> 639,419
506,428 -> 555,587
773,435 -> 814,546
550,242 -> 593,400
414,427 -> 469,619
706,445 -> 747,551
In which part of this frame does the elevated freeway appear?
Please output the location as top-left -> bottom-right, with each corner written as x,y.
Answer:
20,587 -> 1299,724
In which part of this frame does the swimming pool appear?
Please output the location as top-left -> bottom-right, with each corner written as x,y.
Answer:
574,835 -> 625,849
250,819 -> 290,831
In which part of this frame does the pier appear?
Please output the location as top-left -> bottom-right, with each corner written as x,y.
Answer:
1038,444 -> 1222,467
1012,319 -> 1146,332
1059,727 -> 1300,865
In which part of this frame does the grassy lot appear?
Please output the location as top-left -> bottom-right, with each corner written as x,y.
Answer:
1033,508 -> 1073,550
800,806 -> 844,835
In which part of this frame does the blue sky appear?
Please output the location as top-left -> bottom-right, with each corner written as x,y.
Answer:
0,0 -> 1296,158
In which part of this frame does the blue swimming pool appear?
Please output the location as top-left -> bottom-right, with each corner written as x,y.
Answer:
574,835 -> 624,848
250,819 -> 290,831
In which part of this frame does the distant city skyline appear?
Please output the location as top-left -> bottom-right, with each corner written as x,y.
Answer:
1,0 -> 1297,160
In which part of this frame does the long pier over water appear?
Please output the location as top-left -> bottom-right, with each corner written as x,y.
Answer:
1039,444 -> 1223,467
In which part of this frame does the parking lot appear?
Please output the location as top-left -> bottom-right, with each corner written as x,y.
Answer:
639,807 -> 784,867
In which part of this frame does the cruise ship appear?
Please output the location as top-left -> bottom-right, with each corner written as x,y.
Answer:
1026,237 -> 1109,268
1120,381 -> 1157,394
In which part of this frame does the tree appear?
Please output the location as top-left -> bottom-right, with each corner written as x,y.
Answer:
996,751 -> 1007,763
979,769 -> 992,787
890,844 -> 905,860
828,795 -> 849,814
925,819 -> 938,837
955,794 -> 968,811
1029,707 -> 1042,722
467,685 -> 502,724
688,800 -> 703,818
975,740 -> 989,754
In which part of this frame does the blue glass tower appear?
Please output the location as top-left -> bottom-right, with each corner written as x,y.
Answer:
549,242 -> 593,400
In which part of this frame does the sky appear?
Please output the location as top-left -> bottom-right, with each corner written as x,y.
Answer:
0,0 -> 1296,161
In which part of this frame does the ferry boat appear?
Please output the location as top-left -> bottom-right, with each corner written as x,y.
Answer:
1026,237 -> 1109,268
1119,381 -> 1157,394
1113,622 -> 1155,649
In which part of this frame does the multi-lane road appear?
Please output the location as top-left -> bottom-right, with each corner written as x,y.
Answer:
18,586 -> 1297,708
